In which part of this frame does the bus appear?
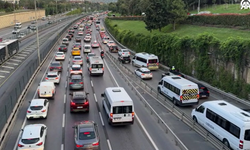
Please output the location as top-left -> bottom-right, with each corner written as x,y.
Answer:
88,56 -> 104,76
158,75 -> 199,106
191,100 -> 250,150
101,87 -> 134,126
132,52 -> 159,70
0,39 -> 19,64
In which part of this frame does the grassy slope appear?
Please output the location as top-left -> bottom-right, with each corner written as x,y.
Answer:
189,4 -> 250,14
109,20 -> 250,41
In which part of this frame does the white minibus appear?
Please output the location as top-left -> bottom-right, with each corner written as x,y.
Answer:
132,52 -> 159,70
158,75 -> 199,106
88,56 -> 104,76
191,100 -> 250,150
15,22 -> 22,29
101,87 -> 134,125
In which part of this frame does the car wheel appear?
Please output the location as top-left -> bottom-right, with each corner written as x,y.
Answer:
157,87 -> 161,94
193,116 -> 198,123
223,139 -> 230,149
173,98 -> 177,106
132,62 -> 135,66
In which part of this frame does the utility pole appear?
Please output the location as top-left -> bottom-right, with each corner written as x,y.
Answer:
35,0 -> 41,64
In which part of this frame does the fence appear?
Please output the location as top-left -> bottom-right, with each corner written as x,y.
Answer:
0,13 -> 89,147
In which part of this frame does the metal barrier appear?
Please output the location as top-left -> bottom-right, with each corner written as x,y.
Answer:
102,19 -> 232,150
0,14 -> 89,148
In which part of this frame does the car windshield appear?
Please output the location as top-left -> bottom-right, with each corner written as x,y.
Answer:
76,36 -> 81,39
21,138 -> 40,144
51,63 -> 60,66
142,70 -> 151,73
63,39 -> 67,41
47,74 -> 57,77
92,64 -> 103,68
72,67 -> 81,71
30,106 -> 43,110
113,106 -> 132,114
245,130 -> 250,141
123,50 -> 129,52
79,129 -> 95,140
75,44 -> 80,46
85,47 -> 90,49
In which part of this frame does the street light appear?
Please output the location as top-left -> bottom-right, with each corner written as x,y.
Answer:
34,0 -> 41,64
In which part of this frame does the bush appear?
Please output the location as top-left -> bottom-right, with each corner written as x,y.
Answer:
183,14 -> 250,28
107,16 -> 144,21
105,18 -> 250,100
5,7 -> 14,13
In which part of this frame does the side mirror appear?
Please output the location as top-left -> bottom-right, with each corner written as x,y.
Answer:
195,108 -> 198,111
86,93 -> 89,95
21,129 -> 23,131
101,93 -> 104,97
69,92 -> 73,96
29,101 -> 31,103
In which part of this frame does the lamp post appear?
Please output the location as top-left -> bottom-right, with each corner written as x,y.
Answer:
34,0 -> 41,64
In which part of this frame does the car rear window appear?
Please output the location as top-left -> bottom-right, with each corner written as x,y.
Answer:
72,79 -> 82,83
85,46 -> 90,49
123,50 -> 129,52
72,98 -> 87,103
47,74 -> 57,77
113,106 -> 132,114
72,67 -> 81,70
142,70 -> 151,73
79,130 -> 95,140
148,59 -> 158,63
74,57 -> 81,60
88,53 -> 96,57
245,130 -> 250,141
61,45 -> 66,48
57,53 -> 63,55
30,106 -> 43,110
63,39 -> 67,41
51,63 -> 60,66
92,64 -> 103,68
21,138 -> 40,144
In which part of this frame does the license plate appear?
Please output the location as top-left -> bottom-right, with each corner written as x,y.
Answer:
41,93 -> 46,95
114,117 -> 121,119
77,106 -> 83,108
202,95 -> 207,97
125,61 -> 129,63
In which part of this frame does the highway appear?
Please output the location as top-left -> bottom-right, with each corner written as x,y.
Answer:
1,16 -> 182,150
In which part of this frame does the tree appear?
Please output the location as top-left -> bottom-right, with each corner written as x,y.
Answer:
167,0 -> 187,30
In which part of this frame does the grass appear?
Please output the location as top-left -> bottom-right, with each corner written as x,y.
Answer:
66,9 -> 82,16
189,4 -> 250,14
109,20 -> 250,41
107,12 -> 121,17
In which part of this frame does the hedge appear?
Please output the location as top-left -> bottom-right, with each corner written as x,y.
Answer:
107,16 -> 144,21
183,14 -> 250,28
105,18 -> 250,100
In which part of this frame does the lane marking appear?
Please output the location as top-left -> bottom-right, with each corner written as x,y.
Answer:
0,75 -> 5,78
0,70 -> 10,73
104,55 -> 159,150
5,62 -> 18,66
62,114 -> 65,128
13,56 -> 25,59
10,59 -> 21,62
64,94 -> 66,104
61,144 -> 64,150
91,80 -> 93,87
93,93 -> 97,102
98,112 -> 104,126
65,81 -> 67,88
107,139 -> 113,150
17,54 -> 27,57
2,66 -> 14,69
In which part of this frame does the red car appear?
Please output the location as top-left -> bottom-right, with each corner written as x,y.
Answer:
70,92 -> 89,113
91,41 -> 100,48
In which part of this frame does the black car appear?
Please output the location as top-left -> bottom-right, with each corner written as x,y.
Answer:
66,35 -> 72,41
75,36 -> 82,42
49,61 -> 63,72
118,56 -> 131,64
70,91 -> 89,113
58,45 -> 68,52
198,84 -> 210,99
69,33 -> 74,38
69,74 -> 84,90
73,25 -> 78,29
27,25 -> 31,29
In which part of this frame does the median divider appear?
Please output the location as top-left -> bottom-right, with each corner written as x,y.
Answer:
0,14 -> 89,149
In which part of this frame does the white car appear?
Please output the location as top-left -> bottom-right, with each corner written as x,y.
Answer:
78,27 -> 84,31
107,40 -> 115,47
134,67 -> 153,79
83,45 -> 91,53
17,124 -> 47,150
17,32 -> 25,38
55,52 -> 65,60
102,36 -> 110,44
84,36 -> 91,42
72,56 -> 83,65
70,64 -> 82,75
45,71 -> 61,83
118,49 -> 131,57
12,29 -> 20,34
78,31 -> 84,36
62,38 -> 69,45
26,99 -> 49,119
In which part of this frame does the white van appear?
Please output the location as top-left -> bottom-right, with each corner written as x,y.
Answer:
37,82 -> 56,99
132,52 -> 159,70
83,44 -> 91,53
191,100 -> 250,150
101,87 -> 134,125
88,56 -> 104,76
15,22 -> 22,29
158,75 -> 199,106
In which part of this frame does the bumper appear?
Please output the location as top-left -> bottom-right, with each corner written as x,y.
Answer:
70,85 -> 84,90
70,107 -> 89,112
55,58 -> 65,60
27,114 -> 47,119
178,101 -> 199,106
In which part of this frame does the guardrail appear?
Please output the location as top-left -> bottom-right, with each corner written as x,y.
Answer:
0,14 -> 89,149
102,19 -> 232,150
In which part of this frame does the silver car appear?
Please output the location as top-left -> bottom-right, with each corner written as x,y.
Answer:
17,124 -> 47,150
69,75 -> 84,90
73,121 -> 100,150
26,99 -> 49,119
45,71 -> 61,83
73,56 -> 83,65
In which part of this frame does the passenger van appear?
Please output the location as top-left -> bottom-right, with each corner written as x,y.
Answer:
158,75 -> 199,106
101,87 -> 134,125
15,22 -> 22,29
191,100 -> 250,150
132,52 -> 159,70
88,56 -> 104,76
37,82 -> 56,99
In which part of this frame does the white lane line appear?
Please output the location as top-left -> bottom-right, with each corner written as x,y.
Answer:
17,54 -> 27,57
91,80 -> 93,87
68,64 -> 70,68
64,94 -> 66,104
69,58 -> 71,62
61,144 -> 64,150
0,75 -> 5,78
5,62 -> 18,66
62,114 -> 65,128
98,112 -> 104,126
14,56 -> 25,59
0,70 -> 10,73
93,93 -> 97,102
65,81 -> 67,88
107,139 -> 113,150
104,56 -> 159,150
13,52 -> 56,150
11,59 -> 21,62
2,66 -> 14,69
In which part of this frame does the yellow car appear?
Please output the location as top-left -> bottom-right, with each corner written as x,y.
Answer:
71,48 -> 80,56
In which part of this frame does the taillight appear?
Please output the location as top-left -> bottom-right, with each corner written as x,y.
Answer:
207,91 -> 210,93
132,112 -> 135,118
128,52 -> 130,54
197,94 -> 199,99
59,48 -> 61,50
122,53 -> 124,55
79,82 -> 83,84
41,109 -> 46,112
55,77 -> 59,79
50,67 -> 53,69
110,113 -> 113,118
141,74 -> 145,76
64,48 -> 67,49
147,63 -> 149,67
239,140 -> 243,149
27,110 -> 31,113
157,62 -> 159,65
36,142 -> 43,146
76,144 -> 83,148
69,82 -> 73,84
102,68 -> 104,71
71,101 -> 76,105
89,68 -> 92,71
57,67 -> 61,69
84,101 -> 89,105
92,142 -> 99,146
45,78 -> 48,80
87,57 -> 88,59
18,144 -> 24,147
180,96 -> 183,101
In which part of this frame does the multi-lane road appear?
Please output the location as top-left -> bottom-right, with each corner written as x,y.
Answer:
1,14 -> 249,150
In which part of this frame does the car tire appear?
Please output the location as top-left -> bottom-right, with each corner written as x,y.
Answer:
193,116 -> 198,123
157,87 -> 161,94
223,139 -> 230,149
173,98 -> 177,106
